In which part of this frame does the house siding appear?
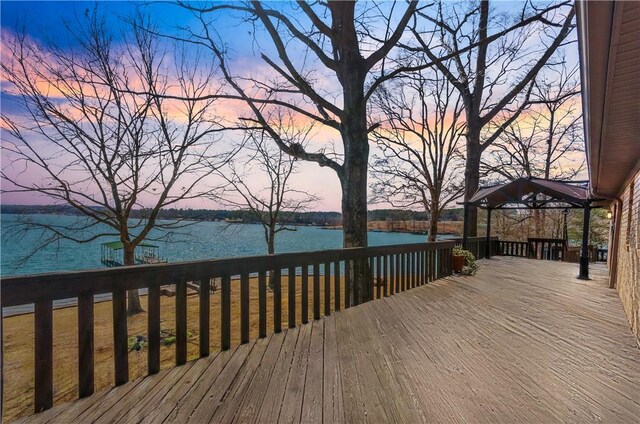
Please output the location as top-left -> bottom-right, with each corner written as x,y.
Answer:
613,168 -> 640,345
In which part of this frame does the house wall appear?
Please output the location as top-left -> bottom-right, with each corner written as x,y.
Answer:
613,168 -> 640,345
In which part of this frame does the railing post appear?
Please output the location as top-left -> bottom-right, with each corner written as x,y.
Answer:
78,294 -> 94,398
578,203 -> 591,280
288,267 -> 296,328
176,280 -> 187,365
199,276 -> 210,355
462,202 -> 469,250
34,300 -> 53,412
221,274 -> 231,349
112,290 -> 128,385
324,263 -> 331,316
259,271 -> 267,337
485,209 -> 492,259
274,269 -> 282,332
313,264 -> 320,320
302,264 -> 309,324
241,272 -> 250,343
334,261 -> 341,311
148,285 -> 161,373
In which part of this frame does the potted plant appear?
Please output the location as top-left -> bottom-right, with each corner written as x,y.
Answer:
452,246 -> 479,275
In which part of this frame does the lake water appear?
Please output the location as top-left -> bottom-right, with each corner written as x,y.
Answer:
1,213 -> 435,277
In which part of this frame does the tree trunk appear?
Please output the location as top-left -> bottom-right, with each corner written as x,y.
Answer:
428,211 -> 440,242
124,247 -> 144,315
337,52 -> 370,305
267,225 -> 276,290
340,151 -> 370,305
534,209 -> 542,238
464,135 -> 481,237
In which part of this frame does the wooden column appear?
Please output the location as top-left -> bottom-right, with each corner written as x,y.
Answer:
485,208 -> 492,259
462,202 -> 469,250
578,203 -> 591,280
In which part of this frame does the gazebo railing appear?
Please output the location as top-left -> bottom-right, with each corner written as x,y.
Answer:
498,240 -> 530,257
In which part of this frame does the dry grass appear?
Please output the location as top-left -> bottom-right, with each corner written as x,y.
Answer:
2,275 -> 348,422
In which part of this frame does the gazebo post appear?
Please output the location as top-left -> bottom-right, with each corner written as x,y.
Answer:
462,202 -> 469,250
485,208 -> 492,259
578,201 -> 591,280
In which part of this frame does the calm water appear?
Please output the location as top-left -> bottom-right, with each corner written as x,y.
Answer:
1,213 -> 433,277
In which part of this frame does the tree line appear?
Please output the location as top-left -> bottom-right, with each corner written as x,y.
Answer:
0,205 -> 463,225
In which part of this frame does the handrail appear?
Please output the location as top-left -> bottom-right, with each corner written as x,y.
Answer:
1,240 -> 456,414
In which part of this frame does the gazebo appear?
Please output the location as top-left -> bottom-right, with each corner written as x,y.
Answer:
463,177 -> 602,279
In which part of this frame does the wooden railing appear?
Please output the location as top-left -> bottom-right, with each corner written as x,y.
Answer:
527,238 -> 567,261
497,240 -> 530,257
452,237 -> 499,259
1,240 -> 455,413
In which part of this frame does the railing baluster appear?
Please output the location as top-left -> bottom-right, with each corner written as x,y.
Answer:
273,269 -> 282,333
112,289 -> 128,386
241,272 -> 250,343
288,266 -> 296,328
401,253 -> 406,291
376,256 -> 382,299
313,264 -> 320,320
423,251 -> 429,282
432,250 -> 436,281
258,271 -> 267,338
383,255 -> 389,297
334,261 -> 341,311
324,263 -> 331,316
78,293 -> 94,398
221,274 -> 231,350
344,260 -> 351,308
148,285 -> 161,374
409,252 -> 414,288
390,254 -> 395,295
395,254 -> 400,293
34,300 -> 53,412
369,257 -> 374,301
176,280 -> 187,365
199,276 -> 210,356
302,264 -> 309,324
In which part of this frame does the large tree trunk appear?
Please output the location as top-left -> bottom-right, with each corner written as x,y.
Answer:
464,135 -> 481,237
340,135 -> 370,306
124,247 -> 144,315
333,21 -> 371,304
428,207 -> 440,242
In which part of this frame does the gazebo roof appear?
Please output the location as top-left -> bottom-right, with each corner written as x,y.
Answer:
467,177 -> 593,209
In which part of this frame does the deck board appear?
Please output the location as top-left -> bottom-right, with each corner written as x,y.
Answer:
21,258 -> 640,423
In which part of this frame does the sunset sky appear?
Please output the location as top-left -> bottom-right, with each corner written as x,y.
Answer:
0,1 -> 584,212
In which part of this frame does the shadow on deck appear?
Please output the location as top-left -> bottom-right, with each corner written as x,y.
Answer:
24,257 -> 640,423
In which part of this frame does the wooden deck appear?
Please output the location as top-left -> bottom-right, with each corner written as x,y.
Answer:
22,257 -> 640,423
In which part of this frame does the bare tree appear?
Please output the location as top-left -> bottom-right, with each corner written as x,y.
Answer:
481,60 -> 583,236
408,0 -> 576,236
370,67 -> 465,241
166,0 -> 425,303
1,11 -> 229,314
214,114 -> 318,256
481,61 -> 583,182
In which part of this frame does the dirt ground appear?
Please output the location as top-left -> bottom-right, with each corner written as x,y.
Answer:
2,276 -> 346,422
